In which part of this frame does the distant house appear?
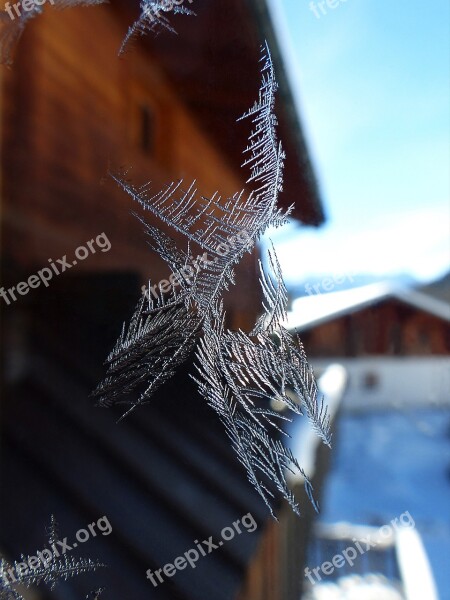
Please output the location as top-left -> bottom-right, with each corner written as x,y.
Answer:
287,283 -> 450,409
288,282 -> 449,600
0,2 -> 326,600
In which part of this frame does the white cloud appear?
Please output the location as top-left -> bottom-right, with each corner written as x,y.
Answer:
264,206 -> 450,284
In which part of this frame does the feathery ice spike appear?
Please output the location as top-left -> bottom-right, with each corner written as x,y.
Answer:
119,0 -> 196,56
0,516 -> 105,600
86,588 -> 106,600
94,43 -> 331,517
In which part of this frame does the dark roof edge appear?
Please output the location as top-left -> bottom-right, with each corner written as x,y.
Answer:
247,0 -> 326,226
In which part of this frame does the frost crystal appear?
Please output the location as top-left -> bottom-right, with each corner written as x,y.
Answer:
94,44 -> 331,517
0,516 -> 105,600
119,0 -> 196,56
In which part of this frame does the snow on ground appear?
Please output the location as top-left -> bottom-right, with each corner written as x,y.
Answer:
318,407 -> 450,600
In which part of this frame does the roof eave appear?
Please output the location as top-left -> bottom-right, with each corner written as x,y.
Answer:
247,0 -> 325,226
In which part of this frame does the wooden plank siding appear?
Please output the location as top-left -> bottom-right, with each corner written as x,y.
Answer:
0,3 -> 260,329
300,300 -> 450,357
0,5 -> 328,599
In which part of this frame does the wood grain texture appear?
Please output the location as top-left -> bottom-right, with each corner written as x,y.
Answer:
1,3 -> 261,328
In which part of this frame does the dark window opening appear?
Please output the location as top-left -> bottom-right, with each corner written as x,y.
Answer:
140,105 -> 154,154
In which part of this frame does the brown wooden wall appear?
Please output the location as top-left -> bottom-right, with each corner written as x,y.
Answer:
0,3 -> 260,329
236,425 -> 337,600
301,300 -> 450,357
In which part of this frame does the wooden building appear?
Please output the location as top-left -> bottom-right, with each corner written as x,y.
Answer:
0,2 -> 326,600
0,0 -> 323,329
288,283 -> 450,358
287,283 -> 450,411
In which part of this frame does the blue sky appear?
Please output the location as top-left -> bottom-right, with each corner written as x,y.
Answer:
265,0 -> 450,286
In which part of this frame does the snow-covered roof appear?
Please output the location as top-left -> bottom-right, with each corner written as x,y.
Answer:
286,282 -> 450,332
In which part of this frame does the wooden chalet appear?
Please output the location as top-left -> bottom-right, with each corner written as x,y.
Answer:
0,1 -> 327,599
287,283 -> 450,358
287,283 -> 450,411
